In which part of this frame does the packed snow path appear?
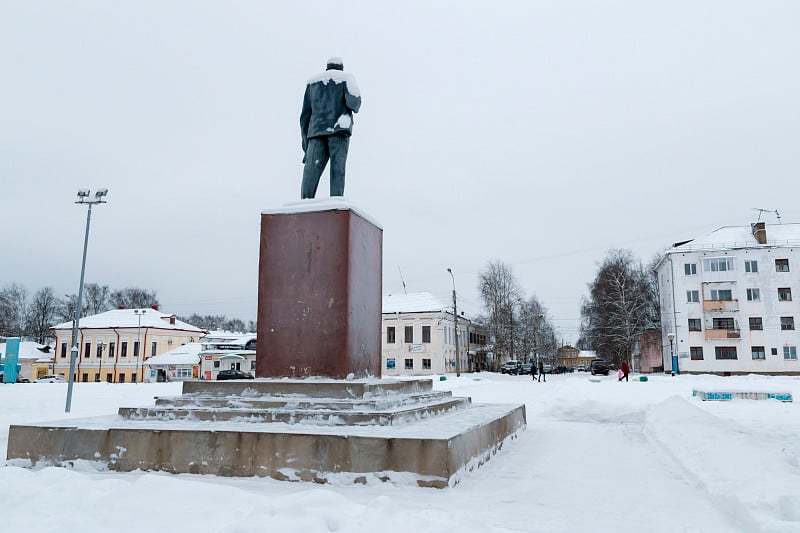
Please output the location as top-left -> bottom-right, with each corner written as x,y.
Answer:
1,373 -> 798,532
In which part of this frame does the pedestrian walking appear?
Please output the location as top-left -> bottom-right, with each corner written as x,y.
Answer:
538,360 -> 546,382
619,361 -> 630,382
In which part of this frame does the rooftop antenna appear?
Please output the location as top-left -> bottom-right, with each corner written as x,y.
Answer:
398,266 -> 407,294
753,208 -> 781,223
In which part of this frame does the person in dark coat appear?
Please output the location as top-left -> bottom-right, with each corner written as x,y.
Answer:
300,58 -> 362,199
620,361 -> 630,382
537,360 -> 546,382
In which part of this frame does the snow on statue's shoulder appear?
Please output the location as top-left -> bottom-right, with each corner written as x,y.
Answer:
306,71 -> 361,97
262,197 -> 382,229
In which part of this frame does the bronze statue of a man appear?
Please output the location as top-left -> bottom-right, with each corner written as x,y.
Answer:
300,58 -> 362,199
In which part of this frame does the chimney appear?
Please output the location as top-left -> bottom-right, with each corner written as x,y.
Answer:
751,222 -> 767,244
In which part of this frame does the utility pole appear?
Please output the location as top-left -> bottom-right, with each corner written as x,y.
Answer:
447,268 -> 460,377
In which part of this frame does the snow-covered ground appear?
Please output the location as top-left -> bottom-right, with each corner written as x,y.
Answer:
1,372 -> 799,532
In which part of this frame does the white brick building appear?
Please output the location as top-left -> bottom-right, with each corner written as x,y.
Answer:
656,222 -> 800,374
382,292 -> 471,376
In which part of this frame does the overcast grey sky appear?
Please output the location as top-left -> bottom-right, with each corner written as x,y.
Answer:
2,1 -> 798,343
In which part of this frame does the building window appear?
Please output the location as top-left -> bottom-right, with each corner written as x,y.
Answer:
690,347 -> 704,360
84,342 -> 91,359
712,318 -> 735,330
109,342 -> 115,358
744,260 -> 758,273
778,288 -> 792,301
60,342 -> 67,358
176,368 -> 191,378
688,319 -> 702,332
82,373 -> 88,382
106,373 -> 112,383
422,358 -> 431,370
781,317 -> 795,330
703,257 -> 734,272
686,290 -> 700,303
133,341 -> 140,358
714,346 -> 738,360
213,360 -> 220,368
386,358 -> 396,369
684,263 -> 697,275
386,327 -> 395,344
775,259 -> 790,272
96,344 -> 103,358
404,358 -> 413,370
751,346 -> 766,360
121,342 -> 128,358
151,341 -> 157,357
119,374 -> 125,383
772,347 -> 778,356
746,288 -> 760,302
749,317 -> 763,330
422,326 -> 431,343
404,326 -> 413,343
785,346 -> 798,360
710,289 -> 733,301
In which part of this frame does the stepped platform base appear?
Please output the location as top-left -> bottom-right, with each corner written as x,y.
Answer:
693,389 -> 793,402
6,379 -> 526,488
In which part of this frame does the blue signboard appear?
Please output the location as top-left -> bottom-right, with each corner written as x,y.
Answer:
3,337 -> 20,383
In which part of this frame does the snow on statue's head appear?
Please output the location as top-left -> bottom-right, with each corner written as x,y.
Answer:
326,57 -> 344,71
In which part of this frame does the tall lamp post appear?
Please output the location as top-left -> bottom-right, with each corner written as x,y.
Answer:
134,309 -> 147,383
447,268 -> 460,377
96,341 -> 106,382
65,188 -> 108,413
668,333 -> 677,375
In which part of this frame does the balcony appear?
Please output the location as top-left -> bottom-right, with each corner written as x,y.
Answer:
705,328 -> 741,340
703,299 -> 739,312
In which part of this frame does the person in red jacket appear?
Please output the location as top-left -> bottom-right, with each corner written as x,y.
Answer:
619,361 -> 630,382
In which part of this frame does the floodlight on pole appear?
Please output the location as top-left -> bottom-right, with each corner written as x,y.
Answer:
65,188 -> 109,413
447,268 -> 460,377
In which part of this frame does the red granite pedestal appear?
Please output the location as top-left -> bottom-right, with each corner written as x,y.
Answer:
256,200 -> 382,378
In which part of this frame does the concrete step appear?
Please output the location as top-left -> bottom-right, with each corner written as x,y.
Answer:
7,403 -> 526,488
181,379 -> 433,399
153,390 -> 454,411
119,397 -> 471,426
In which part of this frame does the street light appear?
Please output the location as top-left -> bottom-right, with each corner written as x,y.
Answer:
134,309 -> 147,383
65,187 -> 108,413
96,341 -> 106,382
668,333 -> 676,375
447,268 -> 460,377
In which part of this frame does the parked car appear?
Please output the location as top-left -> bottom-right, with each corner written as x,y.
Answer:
216,369 -> 255,380
576,365 -> 586,372
590,359 -> 610,376
520,363 -> 534,375
500,361 -> 523,375
35,374 -> 66,383
542,364 -> 554,374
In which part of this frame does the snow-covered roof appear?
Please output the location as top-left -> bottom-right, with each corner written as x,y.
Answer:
0,341 -> 53,361
201,333 -> 256,348
51,308 -> 206,333
670,223 -> 800,252
383,292 -> 447,314
144,343 -> 202,366
578,350 -> 598,360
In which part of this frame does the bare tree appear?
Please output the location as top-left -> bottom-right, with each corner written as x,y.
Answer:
478,261 -> 522,363
111,287 -> 159,310
27,286 -> 60,343
0,283 -> 29,338
83,283 -> 112,315
579,249 -> 660,366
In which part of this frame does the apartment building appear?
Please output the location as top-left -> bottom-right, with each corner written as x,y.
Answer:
656,222 -> 800,374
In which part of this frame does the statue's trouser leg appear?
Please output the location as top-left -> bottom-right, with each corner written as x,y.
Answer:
301,138 -> 329,199
328,135 -> 350,197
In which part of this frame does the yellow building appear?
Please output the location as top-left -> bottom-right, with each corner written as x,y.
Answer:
558,346 -> 597,370
49,308 -> 206,383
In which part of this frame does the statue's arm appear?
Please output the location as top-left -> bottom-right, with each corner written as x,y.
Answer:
299,85 -> 312,150
345,77 -> 361,113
